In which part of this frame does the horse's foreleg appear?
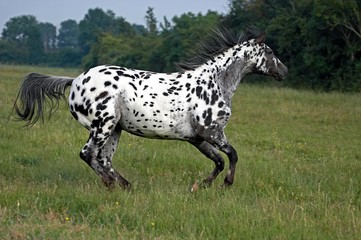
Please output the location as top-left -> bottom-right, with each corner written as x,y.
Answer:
191,141 -> 225,187
218,143 -> 238,187
194,126 -> 238,187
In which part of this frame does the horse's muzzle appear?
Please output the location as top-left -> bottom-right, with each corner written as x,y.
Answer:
275,64 -> 288,81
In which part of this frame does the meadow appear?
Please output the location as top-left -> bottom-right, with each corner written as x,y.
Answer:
0,65 -> 361,239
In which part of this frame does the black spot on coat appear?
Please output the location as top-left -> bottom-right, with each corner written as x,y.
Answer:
129,82 -> 137,90
95,91 -> 108,101
75,103 -> 88,116
195,86 -> 202,98
204,108 -> 213,126
210,91 -> 219,105
82,76 -> 91,85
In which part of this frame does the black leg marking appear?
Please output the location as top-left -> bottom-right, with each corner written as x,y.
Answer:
97,127 -> 131,190
219,143 -> 238,187
80,129 -> 116,188
79,117 -> 131,190
191,141 -> 225,187
193,124 -> 239,188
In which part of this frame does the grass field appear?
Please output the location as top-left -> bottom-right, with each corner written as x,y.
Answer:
1,64 -> 361,239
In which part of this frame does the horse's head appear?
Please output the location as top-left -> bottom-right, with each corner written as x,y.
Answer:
242,34 -> 288,81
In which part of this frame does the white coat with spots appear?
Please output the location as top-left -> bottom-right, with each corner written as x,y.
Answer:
14,29 -> 287,190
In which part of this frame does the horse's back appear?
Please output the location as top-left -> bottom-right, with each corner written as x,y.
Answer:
68,65 -> 196,140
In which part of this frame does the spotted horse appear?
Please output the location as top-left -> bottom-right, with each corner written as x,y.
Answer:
14,29 -> 287,190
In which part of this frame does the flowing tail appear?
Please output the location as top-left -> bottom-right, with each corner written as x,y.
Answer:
14,73 -> 74,126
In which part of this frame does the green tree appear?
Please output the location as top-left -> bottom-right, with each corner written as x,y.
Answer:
224,0 -> 361,91
145,7 -> 158,35
314,0 -> 361,91
1,15 -> 43,63
83,11 -> 221,72
54,19 -> 82,67
160,17 -> 172,32
0,39 -> 24,63
314,0 -> 361,63
160,11 -> 221,72
78,8 -> 134,54
267,0 -> 361,91
58,19 -> 79,49
38,22 -> 56,53
223,0 -> 289,30
132,24 -> 147,35
82,33 -> 137,69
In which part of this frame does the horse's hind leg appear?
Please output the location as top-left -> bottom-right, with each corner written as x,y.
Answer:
80,128 -> 116,188
191,141 -> 225,187
97,126 -> 131,190
80,121 -> 131,190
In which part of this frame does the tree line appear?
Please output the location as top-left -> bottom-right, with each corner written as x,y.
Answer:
0,0 -> 360,92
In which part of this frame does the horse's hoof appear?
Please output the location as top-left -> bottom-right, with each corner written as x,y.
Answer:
190,182 -> 199,193
200,179 -> 213,188
221,181 -> 233,188
122,183 -> 132,191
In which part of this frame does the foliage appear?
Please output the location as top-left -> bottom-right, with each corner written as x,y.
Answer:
1,65 -> 361,238
78,8 -> 134,55
57,19 -> 80,49
83,10 -> 221,72
145,7 -> 158,36
224,0 -> 361,92
0,2 -> 360,91
0,15 -> 43,64
38,22 -> 57,53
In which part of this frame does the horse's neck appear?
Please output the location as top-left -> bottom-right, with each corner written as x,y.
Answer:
195,47 -> 250,105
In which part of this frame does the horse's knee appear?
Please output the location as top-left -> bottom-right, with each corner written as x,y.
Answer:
211,151 -> 225,171
221,144 -> 238,163
80,148 -> 91,164
218,159 -> 225,171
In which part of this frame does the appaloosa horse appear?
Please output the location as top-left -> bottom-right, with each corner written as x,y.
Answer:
14,29 -> 287,190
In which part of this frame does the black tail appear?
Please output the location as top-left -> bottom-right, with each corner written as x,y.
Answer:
14,73 -> 74,126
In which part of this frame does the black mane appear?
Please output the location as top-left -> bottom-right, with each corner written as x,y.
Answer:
176,28 -> 262,71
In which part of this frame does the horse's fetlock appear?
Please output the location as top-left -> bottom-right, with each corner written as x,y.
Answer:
223,177 -> 233,187
80,150 -> 91,163
218,161 -> 225,171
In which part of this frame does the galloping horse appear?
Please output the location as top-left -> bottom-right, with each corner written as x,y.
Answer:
14,29 -> 287,190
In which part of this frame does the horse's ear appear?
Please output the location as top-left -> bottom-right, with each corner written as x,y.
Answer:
255,33 -> 266,44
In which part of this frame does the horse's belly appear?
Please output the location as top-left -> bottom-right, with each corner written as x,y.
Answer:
119,111 -> 195,140
122,125 -> 185,139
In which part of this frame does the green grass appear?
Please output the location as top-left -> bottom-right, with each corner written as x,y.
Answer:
1,64 -> 361,239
